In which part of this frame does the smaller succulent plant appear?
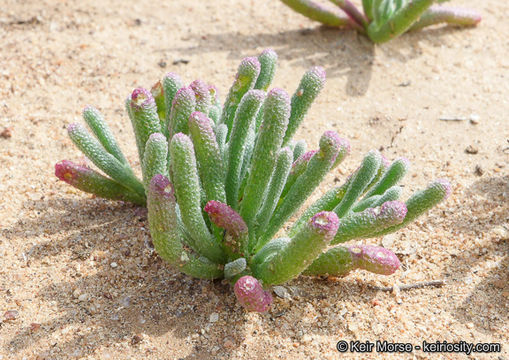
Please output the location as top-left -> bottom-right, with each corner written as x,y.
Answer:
280,0 -> 481,43
56,49 -> 450,312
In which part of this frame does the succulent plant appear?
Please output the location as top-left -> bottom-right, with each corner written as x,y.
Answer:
280,0 -> 481,43
55,49 -> 451,312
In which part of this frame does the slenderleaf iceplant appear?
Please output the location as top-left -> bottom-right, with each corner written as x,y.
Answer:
280,0 -> 480,43
56,49 -> 450,312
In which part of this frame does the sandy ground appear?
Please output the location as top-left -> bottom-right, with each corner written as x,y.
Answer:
0,0 -> 508,359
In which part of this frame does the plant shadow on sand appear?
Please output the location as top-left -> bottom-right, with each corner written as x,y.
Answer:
166,25 -> 469,97
4,196 -> 383,358
436,175 -> 508,336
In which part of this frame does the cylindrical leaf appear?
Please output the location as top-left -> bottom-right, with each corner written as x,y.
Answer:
303,244 -> 400,276
147,174 -> 223,279
239,88 -> 290,233
234,276 -> 272,312
255,147 -> 293,235
170,133 -> 226,263
225,90 -> 265,207
128,87 -> 162,160
162,72 -> 184,135
333,150 -> 381,218
348,244 -> 401,275
220,57 -> 261,137
254,49 -> 277,91
224,258 -> 247,279
82,106 -> 129,166
204,200 -> 248,257
280,0 -> 351,27
168,86 -> 196,138
142,132 -> 169,189
259,131 -> 346,249
409,5 -> 481,31
190,79 -> 212,114
282,66 -> 326,146
303,246 -> 354,276
67,123 -> 145,197
370,179 -> 451,237
367,0 -> 434,43
353,185 -> 402,212
288,180 -> 351,237
364,157 -> 409,198
150,81 -> 167,126
55,160 -> 145,205
188,112 -> 227,204
253,211 -> 339,285
292,140 -> 307,161
331,201 -> 408,244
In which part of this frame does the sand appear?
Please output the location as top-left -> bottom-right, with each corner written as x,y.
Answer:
0,0 -> 507,359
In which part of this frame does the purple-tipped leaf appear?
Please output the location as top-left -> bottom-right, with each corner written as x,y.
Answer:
347,244 -> 401,275
234,276 -> 273,312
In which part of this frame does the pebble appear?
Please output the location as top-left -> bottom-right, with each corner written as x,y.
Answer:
347,322 -> 359,334
469,114 -> 480,124
490,226 -> 509,240
209,313 -> 219,323
465,145 -> 478,154
110,262 -> 118,268
72,289 -> 81,298
130,334 -> 142,345
78,293 -> 88,302
3,310 -> 19,321
273,286 -> 292,299
0,128 -> 12,139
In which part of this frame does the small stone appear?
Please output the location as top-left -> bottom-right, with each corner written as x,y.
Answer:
490,226 -> 509,240
347,322 -> 359,334
72,289 -> 81,298
209,313 -> 219,323
158,60 -> 167,68
273,286 -> 291,299
474,165 -> 484,176
130,334 -> 142,345
3,310 -> 19,321
469,114 -> 480,124
392,284 -> 402,304
78,293 -> 88,302
466,322 -> 474,329
465,145 -> 478,154
0,128 -> 12,139
30,323 -> 41,332
110,262 -> 118,268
